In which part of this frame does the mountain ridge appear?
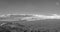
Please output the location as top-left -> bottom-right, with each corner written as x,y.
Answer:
0,14 -> 60,21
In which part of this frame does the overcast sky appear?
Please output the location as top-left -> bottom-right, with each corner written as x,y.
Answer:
0,0 -> 60,15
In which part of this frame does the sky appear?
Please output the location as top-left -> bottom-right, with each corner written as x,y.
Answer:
0,0 -> 60,15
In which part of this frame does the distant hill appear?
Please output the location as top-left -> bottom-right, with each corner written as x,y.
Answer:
0,14 -> 45,21
0,14 -> 60,21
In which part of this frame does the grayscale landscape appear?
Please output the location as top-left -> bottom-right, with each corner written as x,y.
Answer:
0,0 -> 60,32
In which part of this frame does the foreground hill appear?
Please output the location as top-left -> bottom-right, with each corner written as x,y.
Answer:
0,19 -> 60,32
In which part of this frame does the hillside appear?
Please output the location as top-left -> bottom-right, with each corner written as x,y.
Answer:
0,14 -> 60,32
